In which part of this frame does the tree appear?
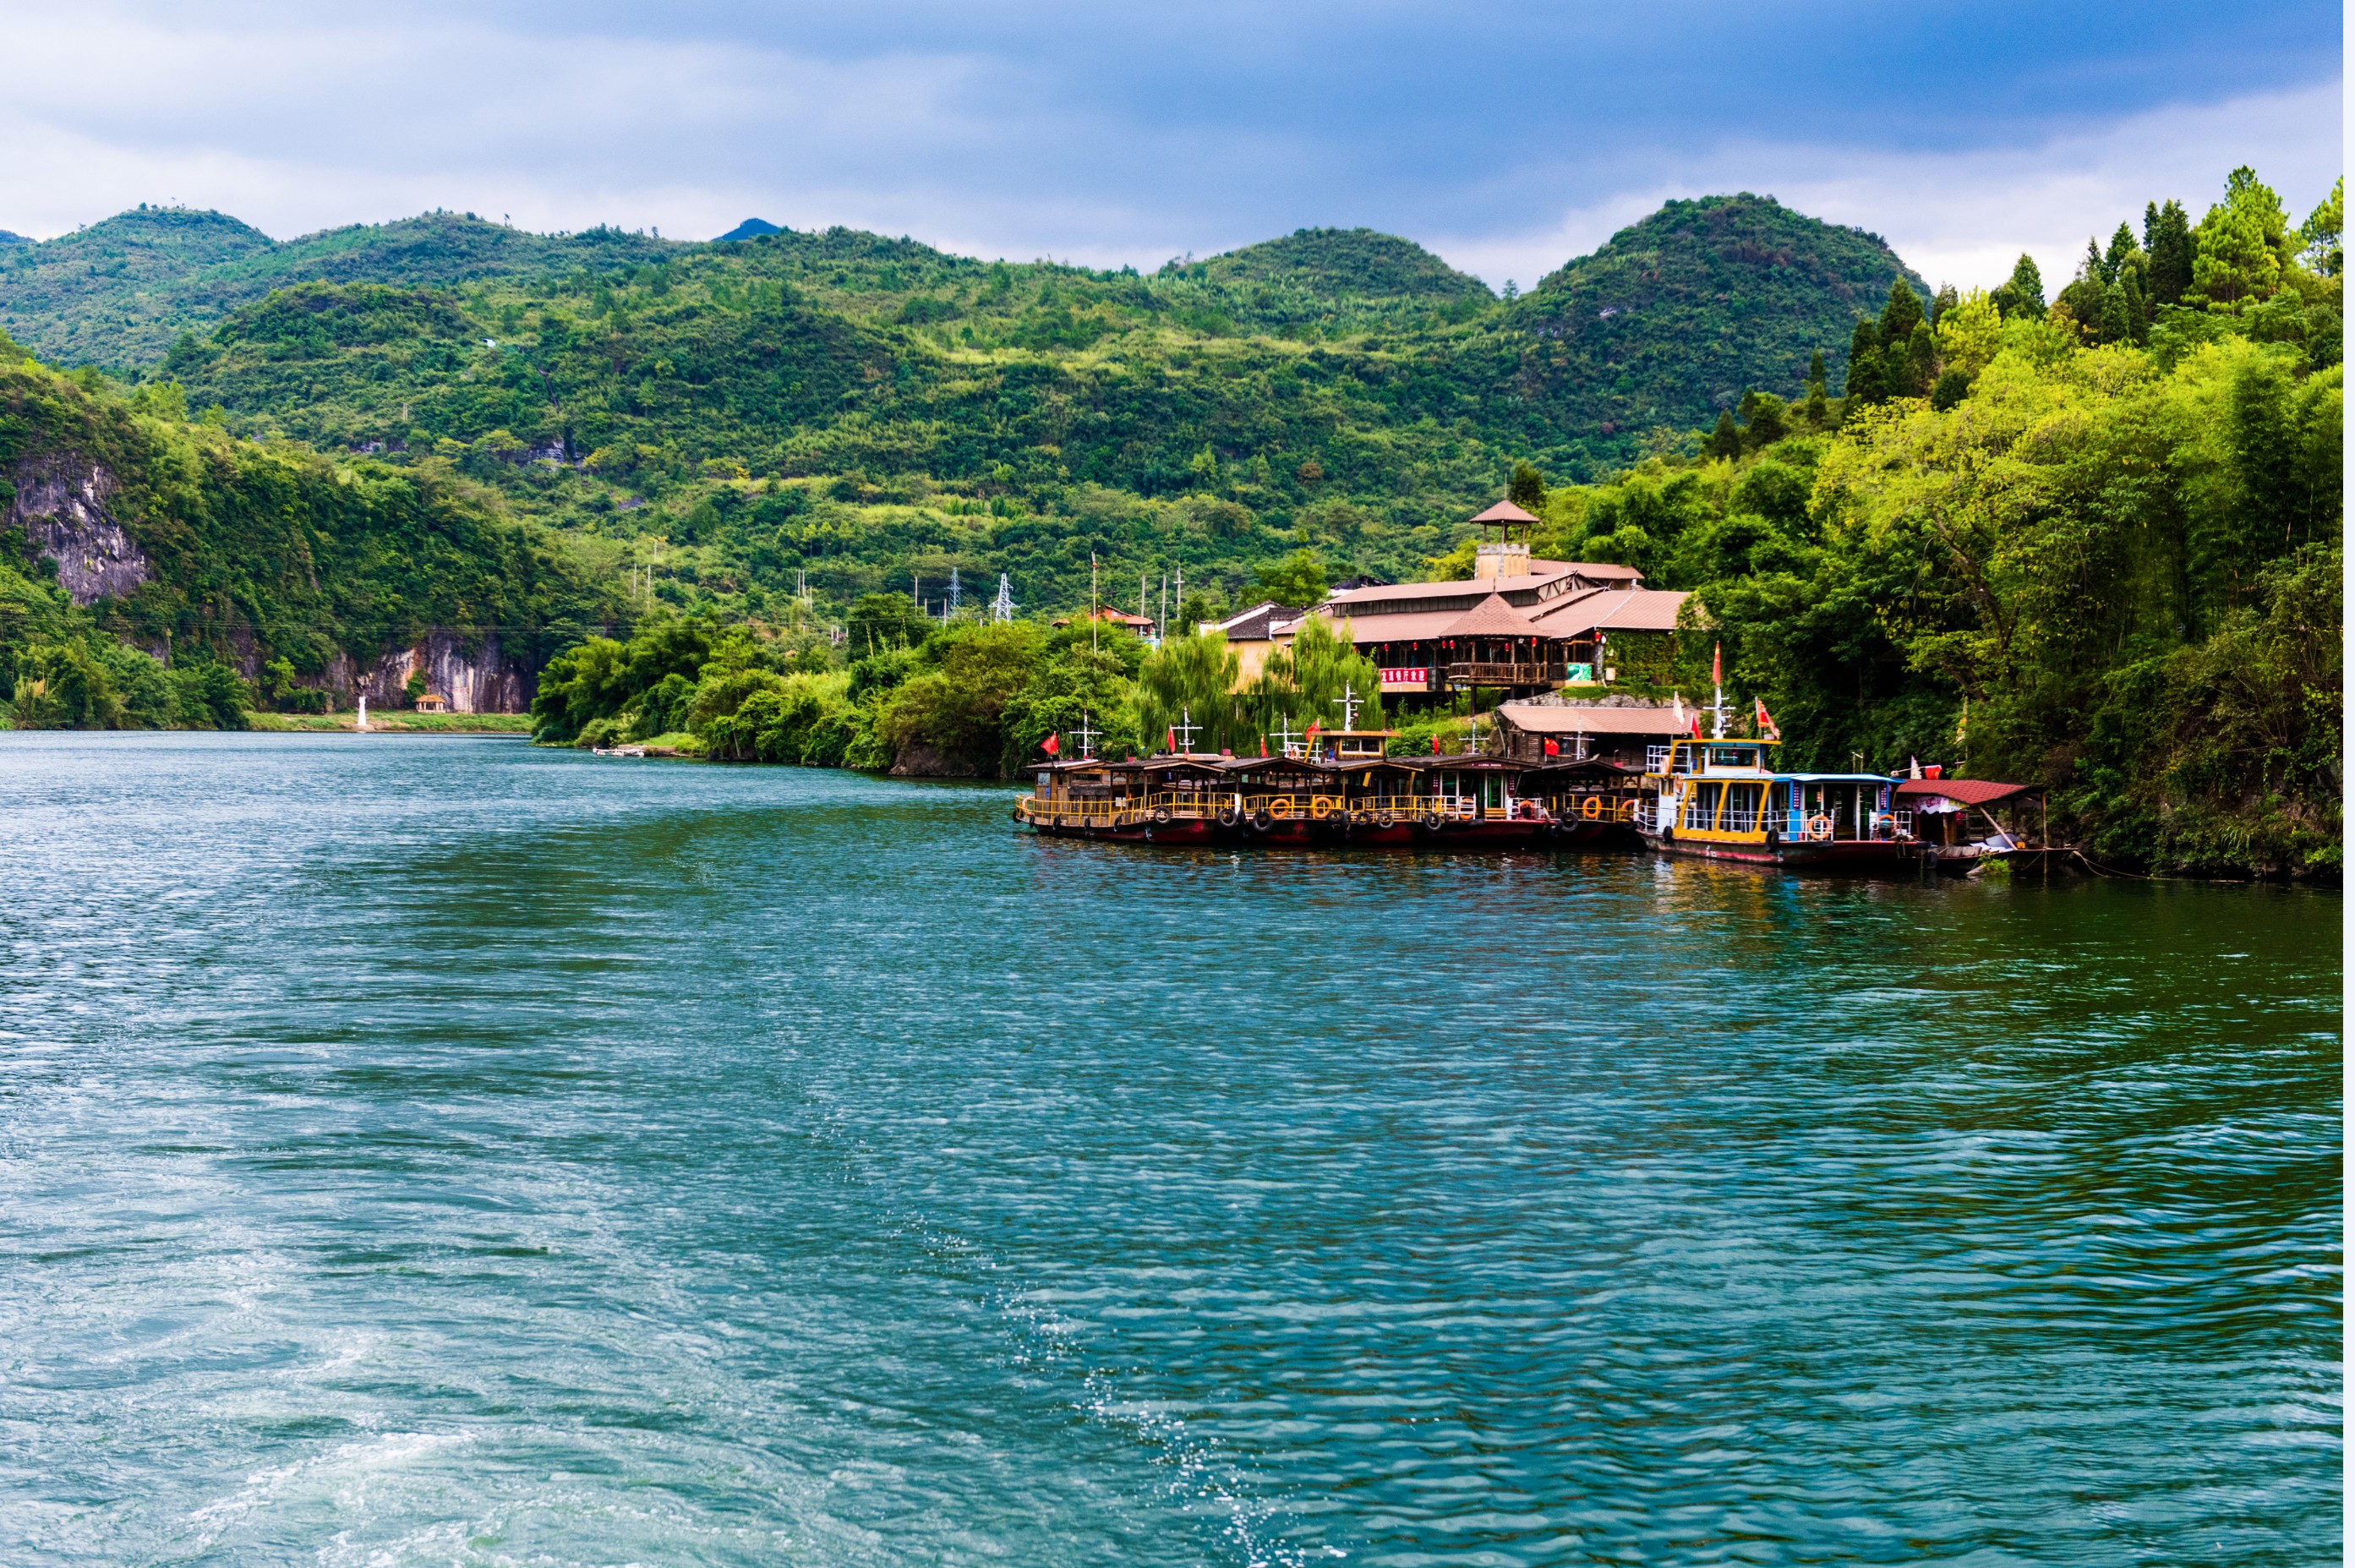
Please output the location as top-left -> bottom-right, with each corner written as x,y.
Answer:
1877,278 -> 1924,347
1844,319 -> 1883,403
2301,177 -> 2343,276
2103,222 -> 2142,285
1899,322 -> 1936,397
1930,285 -> 1959,325
2145,199 -> 2194,306
1255,612 -> 1385,733
1508,462 -> 1547,513
2098,282 -> 2132,345
1708,409 -> 1741,458
1990,254 -> 2046,319
1138,630 -> 1247,752
1806,348 -> 1828,391
1254,549 -> 1329,607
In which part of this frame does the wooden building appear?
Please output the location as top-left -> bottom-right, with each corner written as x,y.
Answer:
1489,702 -> 1691,767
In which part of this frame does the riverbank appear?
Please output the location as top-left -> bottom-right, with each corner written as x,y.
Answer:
247,711 -> 534,734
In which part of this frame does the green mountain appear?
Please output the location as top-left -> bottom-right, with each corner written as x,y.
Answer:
1499,194 -> 1926,440
714,219 -> 781,242
0,208 -> 672,369
0,198 -> 1916,618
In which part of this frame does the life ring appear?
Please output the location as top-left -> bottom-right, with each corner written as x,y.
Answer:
1617,799 -> 1636,821
1806,814 -> 1833,841
1267,797 -> 1293,820
1252,808 -> 1275,832
1216,805 -> 1241,828
1374,810 -> 1396,828
1153,806 -> 1172,826
1309,797 -> 1334,820
1582,795 -> 1603,820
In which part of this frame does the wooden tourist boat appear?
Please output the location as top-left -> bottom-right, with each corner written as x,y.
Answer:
1412,754 -> 1556,845
1014,755 -> 1240,844
1636,737 -> 1929,873
1520,757 -> 1646,847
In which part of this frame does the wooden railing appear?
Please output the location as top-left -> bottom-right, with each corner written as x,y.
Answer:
1445,662 -> 1563,687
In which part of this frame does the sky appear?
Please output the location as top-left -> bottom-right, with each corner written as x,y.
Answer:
0,1 -> 2341,291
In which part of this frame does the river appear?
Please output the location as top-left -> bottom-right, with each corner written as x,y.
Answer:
0,733 -> 2337,1565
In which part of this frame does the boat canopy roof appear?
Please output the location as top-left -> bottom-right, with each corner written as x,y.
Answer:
1772,772 -> 1901,784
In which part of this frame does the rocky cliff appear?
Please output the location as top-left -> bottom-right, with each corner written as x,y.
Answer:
5,455 -> 151,604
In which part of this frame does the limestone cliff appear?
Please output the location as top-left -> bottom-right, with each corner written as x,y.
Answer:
4,455 -> 151,605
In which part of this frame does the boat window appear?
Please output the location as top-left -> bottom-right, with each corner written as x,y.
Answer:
1708,746 -> 1753,768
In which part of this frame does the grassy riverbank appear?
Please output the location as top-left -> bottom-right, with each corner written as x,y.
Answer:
246,711 -> 534,734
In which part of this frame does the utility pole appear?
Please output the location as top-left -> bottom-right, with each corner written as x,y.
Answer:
991,573 -> 1015,623
948,567 -> 962,617
1090,554 -> 1099,653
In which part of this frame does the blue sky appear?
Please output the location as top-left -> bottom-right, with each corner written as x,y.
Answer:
0,1 -> 2340,290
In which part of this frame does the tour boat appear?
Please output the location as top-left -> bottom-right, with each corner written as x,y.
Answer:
1636,737 -> 1929,872
1014,756 -> 1238,844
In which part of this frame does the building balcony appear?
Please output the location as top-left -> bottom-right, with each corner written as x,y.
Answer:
1445,661 -> 1562,688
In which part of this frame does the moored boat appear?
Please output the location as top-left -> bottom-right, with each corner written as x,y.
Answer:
1636,737 -> 1931,873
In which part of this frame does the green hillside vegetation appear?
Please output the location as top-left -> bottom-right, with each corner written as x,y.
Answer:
0,335 -> 621,729
0,195 -> 1915,629
0,207 -> 674,369
507,169 -> 2341,878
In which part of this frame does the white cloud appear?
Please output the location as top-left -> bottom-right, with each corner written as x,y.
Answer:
1432,79 -> 2344,293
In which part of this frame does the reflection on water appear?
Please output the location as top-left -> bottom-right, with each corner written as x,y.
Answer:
0,733 -> 2338,1566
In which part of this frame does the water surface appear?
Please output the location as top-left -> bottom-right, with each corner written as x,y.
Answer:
0,734 -> 2338,1565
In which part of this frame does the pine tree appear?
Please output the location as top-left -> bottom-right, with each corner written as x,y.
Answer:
2144,199 -> 2194,306
2120,268 -> 2148,343
1844,319 -> 1883,403
1806,348 -> 1828,391
1903,322 -> 1936,396
1991,254 -> 2046,319
2104,222 -> 2141,284
1708,410 -> 1740,459
1877,278 -> 1924,347
1931,284 -> 1958,325
2083,236 -> 2108,285
2097,282 -> 2131,345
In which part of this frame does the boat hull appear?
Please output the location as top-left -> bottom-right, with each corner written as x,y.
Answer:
1642,832 -> 1930,875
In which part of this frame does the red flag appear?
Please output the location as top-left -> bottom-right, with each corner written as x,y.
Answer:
1431,734 -> 1441,754
1041,732 -> 1060,756
1713,642 -> 1722,687
1167,725 -> 1177,753
1755,697 -> 1780,741
1543,737 -> 1560,757
1689,713 -> 1702,738
1259,736 -> 1268,757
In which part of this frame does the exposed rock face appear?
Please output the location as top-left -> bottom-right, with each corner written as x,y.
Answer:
888,741 -> 975,778
320,631 -> 538,714
5,454 -> 538,713
5,456 -> 150,605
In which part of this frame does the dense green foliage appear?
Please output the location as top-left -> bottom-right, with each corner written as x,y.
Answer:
1522,172 -> 2342,876
0,335 -> 623,728
0,197 -> 1923,625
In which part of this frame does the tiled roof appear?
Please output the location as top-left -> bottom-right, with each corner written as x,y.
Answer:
1440,593 -> 1546,640
1895,778 -> 2039,806
1530,587 -> 1687,636
1494,702 -> 1692,735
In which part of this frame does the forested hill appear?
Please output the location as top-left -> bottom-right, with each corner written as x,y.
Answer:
1,198 -> 1915,468
1498,196 -> 1927,445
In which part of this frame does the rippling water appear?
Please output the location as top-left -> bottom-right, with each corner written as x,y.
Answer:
0,733 -> 2337,1565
